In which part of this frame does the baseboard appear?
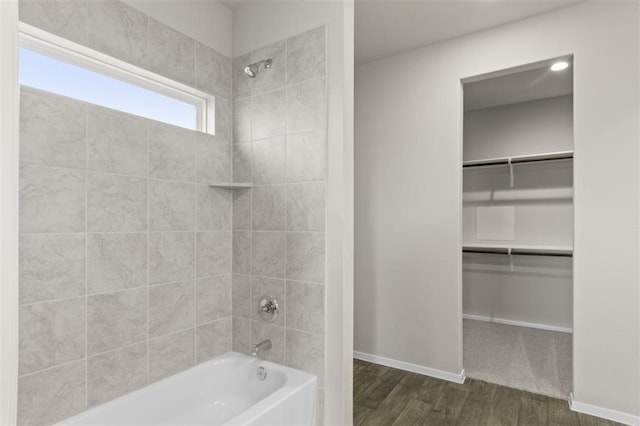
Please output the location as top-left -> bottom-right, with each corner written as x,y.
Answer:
353,351 -> 465,384
463,314 -> 573,334
570,393 -> 640,426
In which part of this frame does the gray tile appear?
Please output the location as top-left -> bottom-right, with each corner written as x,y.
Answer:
232,317 -> 251,354
232,274 -> 251,319
251,322 -> 284,363
197,185 -> 232,230
252,137 -> 285,184
87,105 -> 147,176
87,342 -> 147,407
19,298 -> 85,375
286,26 -> 326,85
286,79 -> 327,134
149,280 -> 195,338
197,275 -> 231,324
20,88 -> 86,169
17,360 -> 86,426
252,89 -> 285,141
87,233 -> 147,294
147,18 -> 195,86
87,0 -> 148,69
251,40 -> 286,95
149,232 -> 195,285
286,233 -> 325,283
232,188 -> 252,230
233,143 -> 252,183
286,131 -> 327,183
215,97 -> 232,142
19,0 -> 87,45
232,53 -> 252,100
195,42 -> 231,99
286,182 -> 325,231
20,234 -> 85,304
149,180 -> 195,231
286,281 -> 324,334
233,98 -> 252,143
252,186 -> 285,231
195,132 -> 231,183
149,122 -> 195,182
87,288 -> 147,355
232,231 -> 251,275
196,318 -> 232,362
252,231 -> 285,278
196,231 -> 232,277
149,329 -> 194,382
87,172 -> 147,232
19,163 -> 85,233
252,276 -> 285,327
286,329 -> 324,386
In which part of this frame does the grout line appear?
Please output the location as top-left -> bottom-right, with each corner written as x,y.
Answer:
247,318 -> 324,339
234,128 -> 323,144
192,121 -> 198,367
20,231 -> 148,236
86,340 -> 149,363
147,327 -> 196,345
20,229 -> 224,236
18,357 -> 88,381
22,160 -> 234,186
244,229 -> 325,235
283,43 -> 289,367
248,138 -> 254,354
83,104 -> 89,410
146,119 -> 151,385
19,287 -> 146,308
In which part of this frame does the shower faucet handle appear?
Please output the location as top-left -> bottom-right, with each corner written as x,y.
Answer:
257,296 -> 279,323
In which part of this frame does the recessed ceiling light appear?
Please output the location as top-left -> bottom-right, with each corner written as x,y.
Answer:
550,61 -> 570,72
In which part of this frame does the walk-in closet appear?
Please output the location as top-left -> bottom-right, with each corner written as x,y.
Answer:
462,58 -> 574,399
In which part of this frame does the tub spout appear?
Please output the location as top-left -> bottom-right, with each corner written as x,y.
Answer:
251,339 -> 272,357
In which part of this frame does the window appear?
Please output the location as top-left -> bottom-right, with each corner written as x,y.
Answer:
18,23 -> 214,133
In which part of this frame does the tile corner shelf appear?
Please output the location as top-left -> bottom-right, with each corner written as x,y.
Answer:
208,183 -> 253,189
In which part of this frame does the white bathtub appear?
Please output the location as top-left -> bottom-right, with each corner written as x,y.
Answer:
58,352 -> 317,426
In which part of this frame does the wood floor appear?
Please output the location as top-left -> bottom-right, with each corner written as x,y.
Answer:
353,359 -> 623,426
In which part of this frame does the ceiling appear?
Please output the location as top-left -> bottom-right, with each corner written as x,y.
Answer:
355,0 -> 583,64
464,59 -> 573,110
218,0 -> 248,10
218,0 -> 583,64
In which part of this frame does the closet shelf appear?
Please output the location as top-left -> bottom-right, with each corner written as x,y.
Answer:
463,150 -> 573,168
208,183 -> 253,189
463,243 -> 573,257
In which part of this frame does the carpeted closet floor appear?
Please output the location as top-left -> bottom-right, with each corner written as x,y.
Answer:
463,319 -> 572,399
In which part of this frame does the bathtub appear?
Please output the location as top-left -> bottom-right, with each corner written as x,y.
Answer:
58,352 -> 317,426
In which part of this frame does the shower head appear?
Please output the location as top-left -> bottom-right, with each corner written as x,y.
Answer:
244,59 -> 272,78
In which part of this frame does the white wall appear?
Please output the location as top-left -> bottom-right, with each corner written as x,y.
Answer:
355,0 -> 639,419
122,0 -> 232,56
233,2 -> 354,425
0,0 -> 19,424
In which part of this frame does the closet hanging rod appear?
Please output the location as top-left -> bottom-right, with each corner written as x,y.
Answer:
462,150 -> 573,168
462,247 -> 573,257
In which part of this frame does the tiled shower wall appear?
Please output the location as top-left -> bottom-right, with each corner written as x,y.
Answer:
230,26 -> 328,415
18,88 -> 233,425
17,1 -> 233,424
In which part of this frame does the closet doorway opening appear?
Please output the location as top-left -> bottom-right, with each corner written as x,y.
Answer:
461,57 -> 574,400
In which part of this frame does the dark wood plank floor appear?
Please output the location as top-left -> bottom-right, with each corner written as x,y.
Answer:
353,359 -> 623,426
